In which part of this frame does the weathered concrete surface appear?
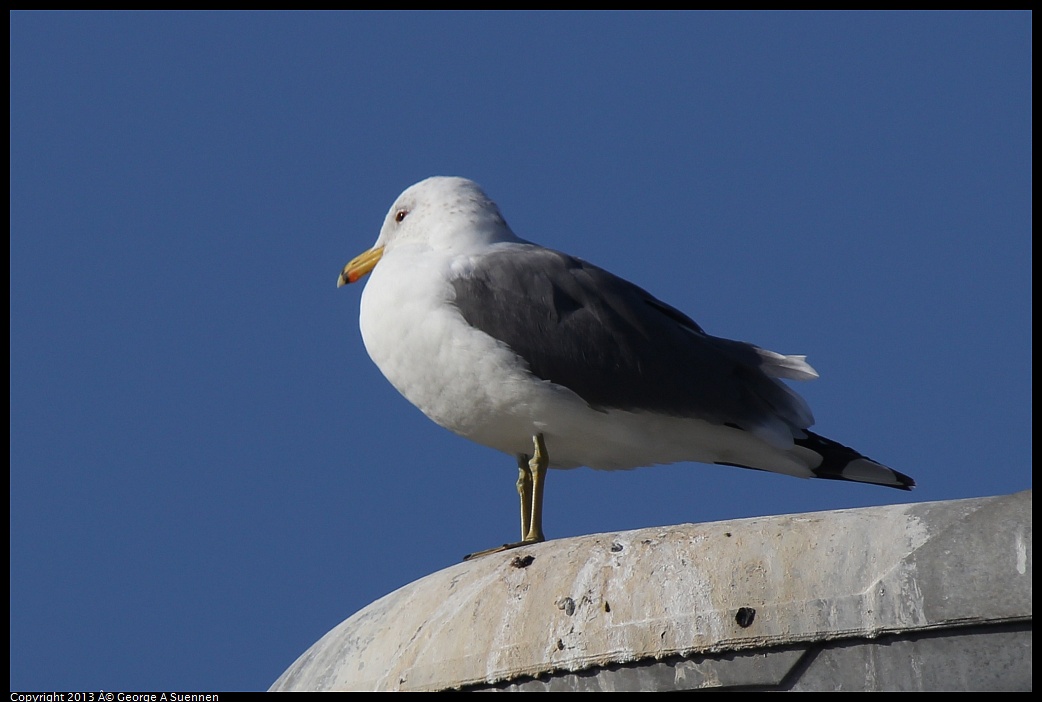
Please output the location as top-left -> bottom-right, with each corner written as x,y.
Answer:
271,490 -> 1031,691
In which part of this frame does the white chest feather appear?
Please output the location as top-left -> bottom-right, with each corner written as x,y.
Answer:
358,248 -> 570,455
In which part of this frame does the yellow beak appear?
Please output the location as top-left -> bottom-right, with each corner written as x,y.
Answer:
338,246 -> 384,287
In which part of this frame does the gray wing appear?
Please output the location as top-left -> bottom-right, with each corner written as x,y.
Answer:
449,245 -> 814,435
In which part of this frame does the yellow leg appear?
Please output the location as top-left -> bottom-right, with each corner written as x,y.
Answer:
523,434 -> 547,544
463,434 -> 549,561
516,452 -> 533,540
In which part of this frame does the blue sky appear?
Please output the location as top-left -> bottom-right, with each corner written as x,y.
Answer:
10,11 -> 1031,692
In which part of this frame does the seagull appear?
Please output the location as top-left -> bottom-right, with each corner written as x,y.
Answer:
338,177 -> 914,557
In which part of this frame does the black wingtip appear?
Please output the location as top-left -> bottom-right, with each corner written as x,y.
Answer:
797,431 -> 915,490
892,469 -> 916,490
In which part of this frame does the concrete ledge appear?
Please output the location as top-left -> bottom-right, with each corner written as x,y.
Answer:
271,490 -> 1032,691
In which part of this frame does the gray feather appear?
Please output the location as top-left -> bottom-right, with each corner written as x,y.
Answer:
449,246 -> 812,435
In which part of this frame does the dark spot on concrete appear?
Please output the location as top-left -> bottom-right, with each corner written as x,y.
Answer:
558,597 -> 575,616
611,542 -> 624,552
511,555 -> 535,568
603,601 -> 611,612
736,607 -> 756,628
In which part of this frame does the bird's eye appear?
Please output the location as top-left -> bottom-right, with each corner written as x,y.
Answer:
395,209 -> 408,223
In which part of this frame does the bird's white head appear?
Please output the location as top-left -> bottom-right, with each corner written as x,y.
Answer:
377,177 -> 517,252
339,177 -> 519,287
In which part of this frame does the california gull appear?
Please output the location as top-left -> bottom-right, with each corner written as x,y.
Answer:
338,177 -> 914,556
